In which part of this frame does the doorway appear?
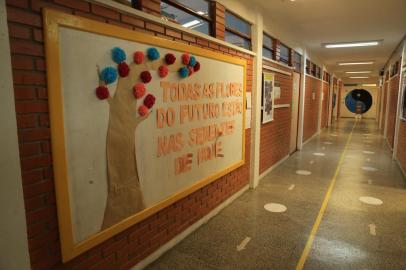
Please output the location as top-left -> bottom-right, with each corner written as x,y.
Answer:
290,72 -> 301,154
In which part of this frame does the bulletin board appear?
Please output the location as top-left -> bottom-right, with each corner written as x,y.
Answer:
43,9 -> 246,261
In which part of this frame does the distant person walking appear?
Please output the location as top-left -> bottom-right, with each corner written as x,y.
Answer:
355,101 -> 363,119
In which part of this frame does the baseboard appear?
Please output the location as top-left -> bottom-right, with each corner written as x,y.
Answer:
302,131 -> 320,146
258,154 -> 289,181
132,184 -> 250,270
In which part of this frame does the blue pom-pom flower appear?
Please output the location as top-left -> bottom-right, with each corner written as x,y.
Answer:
112,47 -> 126,64
100,67 -> 118,84
188,56 -> 197,67
147,47 -> 160,61
178,67 -> 189,78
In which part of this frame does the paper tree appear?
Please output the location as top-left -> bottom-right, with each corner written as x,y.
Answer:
96,47 -> 200,229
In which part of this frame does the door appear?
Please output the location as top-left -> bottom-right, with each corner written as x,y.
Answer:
290,72 -> 301,154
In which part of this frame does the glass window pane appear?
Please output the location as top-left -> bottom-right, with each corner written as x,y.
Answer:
225,31 -> 251,50
173,0 -> 210,17
225,12 -> 251,36
263,34 -> 273,48
280,44 -> 290,63
161,2 -> 210,35
263,47 -> 273,59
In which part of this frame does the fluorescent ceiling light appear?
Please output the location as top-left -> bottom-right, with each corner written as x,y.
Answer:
324,40 -> 380,48
362,84 -> 377,87
345,71 -> 372,74
182,20 -> 200,28
338,61 -> 374,66
349,76 -> 370,79
197,11 -> 205,15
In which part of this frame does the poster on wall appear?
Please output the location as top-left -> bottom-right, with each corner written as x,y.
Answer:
44,9 -> 246,261
262,72 -> 275,123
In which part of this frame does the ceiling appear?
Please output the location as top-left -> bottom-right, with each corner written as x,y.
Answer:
251,0 -> 406,84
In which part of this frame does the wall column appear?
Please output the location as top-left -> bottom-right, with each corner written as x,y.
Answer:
297,50 -> 307,150
249,7 -> 263,188
393,41 -> 405,159
0,0 -> 31,269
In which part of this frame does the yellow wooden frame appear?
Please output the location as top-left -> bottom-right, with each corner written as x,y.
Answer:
43,9 -> 247,262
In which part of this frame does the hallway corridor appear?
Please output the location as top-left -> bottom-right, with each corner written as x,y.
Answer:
147,119 -> 406,270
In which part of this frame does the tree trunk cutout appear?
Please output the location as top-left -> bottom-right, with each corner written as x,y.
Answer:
97,50 -> 191,229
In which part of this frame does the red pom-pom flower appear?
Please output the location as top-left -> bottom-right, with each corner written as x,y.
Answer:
144,94 -> 156,109
133,83 -> 146,99
118,62 -> 130,77
158,65 -> 169,78
182,53 -> 190,65
138,105 -> 149,116
140,71 -> 152,83
188,66 -> 194,76
95,86 -> 109,100
194,61 -> 201,72
165,53 -> 176,65
133,51 -> 144,64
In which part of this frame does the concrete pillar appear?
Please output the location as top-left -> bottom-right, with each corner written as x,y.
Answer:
249,7 -> 263,188
0,1 -> 31,269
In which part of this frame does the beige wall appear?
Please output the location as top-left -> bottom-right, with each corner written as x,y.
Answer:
0,1 -> 31,269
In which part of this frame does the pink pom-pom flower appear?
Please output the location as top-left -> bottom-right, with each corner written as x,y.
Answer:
138,105 -> 149,116
95,86 -> 109,100
133,83 -> 146,99
181,53 -> 190,65
133,51 -> 145,64
158,65 -> 169,78
165,53 -> 176,65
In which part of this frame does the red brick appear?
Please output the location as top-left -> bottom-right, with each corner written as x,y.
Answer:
17,114 -> 38,128
27,228 -> 58,251
14,87 -> 36,100
107,19 -> 133,30
39,114 -> 49,127
37,88 -> 47,99
26,221 -> 47,238
33,29 -> 43,42
31,0 -> 73,13
8,24 -> 31,39
18,128 -> 50,142
6,0 -> 29,8
182,33 -> 196,43
21,155 -> 52,171
22,170 -> 43,185
54,0 -> 90,12
10,40 -> 44,56
23,179 -> 54,198
35,58 -> 46,71
91,4 -> 120,20
15,101 -> 48,113
121,14 -> 144,28
41,141 -> 51,153
197,38 -> 209,47
25,195 -> 46,212
7,7 -> 42,27
145,22 -> 164,34
165,28 -> 181,39
19,142 -> 41,157
12,55 -> 34,70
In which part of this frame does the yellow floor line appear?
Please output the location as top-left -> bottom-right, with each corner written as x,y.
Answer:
295,121 -> 357,270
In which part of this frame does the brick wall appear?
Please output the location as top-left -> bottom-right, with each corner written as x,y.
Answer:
320,81 -> 329,129
397,120 -> 406,173
303,76 -> 321,142
259,60 -> 292,174
5,0 -> 253,269
387,75 -> 399,148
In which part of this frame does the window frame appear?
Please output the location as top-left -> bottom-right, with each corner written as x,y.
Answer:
224,9 -> 252,50
263,32 -> 275,60
279,42 -> 291,65
293,51 -> 302,72
161,0 -> 213,35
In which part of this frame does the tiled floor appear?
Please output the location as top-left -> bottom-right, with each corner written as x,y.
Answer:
145,119 -> 406,270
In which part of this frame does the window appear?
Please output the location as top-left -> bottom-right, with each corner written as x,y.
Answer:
160,0 -> 211,35
306,59 -> 311,75
279,43 -> 290,65
225,11 -> 251,50
263,33 -> 274,59
311,63 -> 317,77
294,51 -> 301,72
